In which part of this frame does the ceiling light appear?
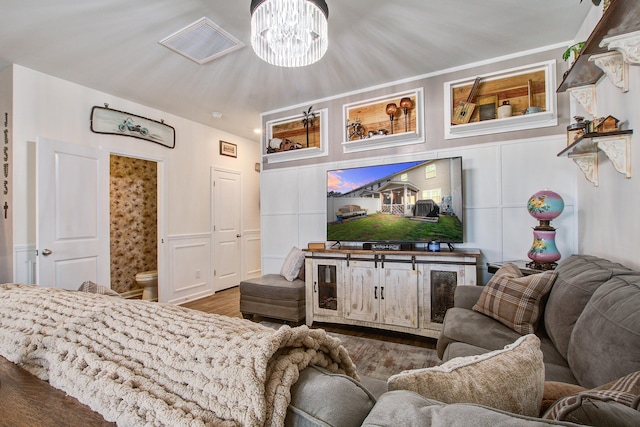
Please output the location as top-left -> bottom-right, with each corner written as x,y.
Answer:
250,0 -> 329,67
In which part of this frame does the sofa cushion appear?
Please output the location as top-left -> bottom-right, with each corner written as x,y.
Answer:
388,334 -> 544,417
287,365 -> 376,427
544,255 -> 639,360
543,370 -> 640,426
280,246 -> 306,281
473,263 -> 557,335
239,274 -> 305,301
362,390 -> 575,427
541,382 -> 586,414
567,275 -> 640,388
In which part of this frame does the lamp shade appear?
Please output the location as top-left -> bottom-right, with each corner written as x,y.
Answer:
250,0 -> 329,67
527,190 -> 564,222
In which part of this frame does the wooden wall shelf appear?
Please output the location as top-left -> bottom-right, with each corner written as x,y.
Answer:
558,0 -> 640,93
558,130 -> 633,186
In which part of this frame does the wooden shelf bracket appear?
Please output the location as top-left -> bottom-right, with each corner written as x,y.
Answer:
569,152 -> 599,186
601,30 -> 640,66
595,134 -> 632,178
567,85 -> 596,116
589,51 -> 629,92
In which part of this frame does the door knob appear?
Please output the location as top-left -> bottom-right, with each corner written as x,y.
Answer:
41,249 -> 53,256
236,234 -> 241,238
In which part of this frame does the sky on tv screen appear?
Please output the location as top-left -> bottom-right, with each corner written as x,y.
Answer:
327,161 -> 424,194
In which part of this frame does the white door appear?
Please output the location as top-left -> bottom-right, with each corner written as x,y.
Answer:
36,137 -> 110,290
212,169 -> 241,292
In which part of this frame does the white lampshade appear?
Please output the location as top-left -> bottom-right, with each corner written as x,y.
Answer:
250,0 -> 329,67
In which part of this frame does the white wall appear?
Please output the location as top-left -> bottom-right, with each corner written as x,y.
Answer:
0,66 -> 12,282
262,135 -> 577,285
575,65 -> 640,270
11,65 -> 261,302
568,5 -> 640,271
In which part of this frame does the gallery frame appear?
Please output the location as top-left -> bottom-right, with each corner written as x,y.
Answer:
220,140 -> 237,158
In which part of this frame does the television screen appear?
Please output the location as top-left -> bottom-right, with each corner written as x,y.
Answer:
326,157 -> 463,244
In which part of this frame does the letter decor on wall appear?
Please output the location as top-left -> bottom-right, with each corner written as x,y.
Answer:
90,105 -> 175,149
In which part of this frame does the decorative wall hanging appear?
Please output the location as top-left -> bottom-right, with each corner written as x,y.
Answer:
90,104 -> 175,149
220,140 -> 237,158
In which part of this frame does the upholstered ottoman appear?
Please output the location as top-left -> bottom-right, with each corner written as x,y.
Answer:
240,274 -> 306,323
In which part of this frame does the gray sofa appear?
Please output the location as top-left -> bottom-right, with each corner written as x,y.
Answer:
297,254 -> 640,426
437,254 -> 640,387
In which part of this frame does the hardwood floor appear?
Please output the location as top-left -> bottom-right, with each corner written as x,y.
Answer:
180,286 -> 437,350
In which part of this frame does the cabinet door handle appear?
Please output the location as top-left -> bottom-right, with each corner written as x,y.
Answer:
374,286 -> 378,299
381,287 -> 384,300
314,282 -> 317,292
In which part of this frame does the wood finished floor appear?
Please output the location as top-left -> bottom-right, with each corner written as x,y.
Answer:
180,286 -> 437,350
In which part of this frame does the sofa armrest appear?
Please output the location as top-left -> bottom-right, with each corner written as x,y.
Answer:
454,286 -> 484,310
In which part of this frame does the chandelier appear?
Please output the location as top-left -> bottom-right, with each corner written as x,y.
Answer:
250,0 -> 329,67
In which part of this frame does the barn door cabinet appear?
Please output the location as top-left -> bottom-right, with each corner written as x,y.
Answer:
304,248 -> 480,339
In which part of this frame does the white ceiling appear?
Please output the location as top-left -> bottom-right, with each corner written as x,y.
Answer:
0,0 -> 592,142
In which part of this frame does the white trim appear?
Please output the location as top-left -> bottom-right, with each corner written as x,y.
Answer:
444,60 -> 558,139
263,108 -> 329,163
341,88 -> 425,153
260,43 -> 570,118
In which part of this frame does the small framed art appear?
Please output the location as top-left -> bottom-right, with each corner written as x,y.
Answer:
220,140 -> 237,158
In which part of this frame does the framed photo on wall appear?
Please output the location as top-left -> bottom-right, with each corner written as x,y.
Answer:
220,140 -> 237,158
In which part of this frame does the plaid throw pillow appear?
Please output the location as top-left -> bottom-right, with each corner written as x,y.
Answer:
473,263 -> 557,335
543,370 -> 640,421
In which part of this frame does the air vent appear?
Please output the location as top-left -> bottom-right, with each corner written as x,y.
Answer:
159,17 -> 244,64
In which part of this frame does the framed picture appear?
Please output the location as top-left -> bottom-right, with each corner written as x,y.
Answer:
220,140 -> 237,158
90,106 -> 175,148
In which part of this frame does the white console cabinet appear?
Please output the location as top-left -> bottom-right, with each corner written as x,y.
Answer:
304,248 -> 480,339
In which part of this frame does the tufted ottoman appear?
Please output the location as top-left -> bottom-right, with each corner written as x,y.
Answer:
239,274 -> 306,323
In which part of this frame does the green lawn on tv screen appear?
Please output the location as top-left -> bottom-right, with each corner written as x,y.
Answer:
327,213 -> 463,242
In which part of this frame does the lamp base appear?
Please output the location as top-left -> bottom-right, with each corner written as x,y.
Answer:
526,261 -> 558,271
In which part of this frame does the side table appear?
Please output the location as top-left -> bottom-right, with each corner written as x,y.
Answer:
487,260 -> 547,276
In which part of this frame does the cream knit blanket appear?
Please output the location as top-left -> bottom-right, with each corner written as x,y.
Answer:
0,284 -> 358,426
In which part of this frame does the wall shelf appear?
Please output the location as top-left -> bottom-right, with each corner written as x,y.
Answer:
263,108 -> 329,164
557,130 -> 633,186
341,88 -> 425,153
557,0 -> 640,93
444,61 -> 557,139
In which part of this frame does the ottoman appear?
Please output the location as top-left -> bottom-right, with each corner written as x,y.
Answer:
239,274 -> 306,323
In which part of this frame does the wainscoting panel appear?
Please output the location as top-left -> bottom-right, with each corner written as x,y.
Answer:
14,244 -> 36,284
166,234 -> 212,304
243,229 -> 262,279
260,135 -> 578,281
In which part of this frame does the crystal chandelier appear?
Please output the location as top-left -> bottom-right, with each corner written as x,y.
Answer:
250,0 -> 329,67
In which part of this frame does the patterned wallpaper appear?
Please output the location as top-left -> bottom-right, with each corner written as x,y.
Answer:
110,155 -> 157,293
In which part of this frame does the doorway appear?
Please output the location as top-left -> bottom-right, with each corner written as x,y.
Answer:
110,154 -> 158,297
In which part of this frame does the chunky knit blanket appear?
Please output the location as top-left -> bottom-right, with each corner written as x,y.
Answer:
0,284 -> 358,426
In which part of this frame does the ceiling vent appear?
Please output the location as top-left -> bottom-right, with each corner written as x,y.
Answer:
159,17 -> 244,64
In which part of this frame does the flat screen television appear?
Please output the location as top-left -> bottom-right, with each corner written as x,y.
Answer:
326,156 -> 463,245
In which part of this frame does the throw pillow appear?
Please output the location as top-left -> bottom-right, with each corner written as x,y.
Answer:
473,264 -> 557,335
543,370 -> 640,423
541,382 -> 586,414
387,334 -> 544,417
280,246 -> 305,281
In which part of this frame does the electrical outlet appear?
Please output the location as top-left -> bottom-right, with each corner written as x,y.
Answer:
195,269 -> 201,279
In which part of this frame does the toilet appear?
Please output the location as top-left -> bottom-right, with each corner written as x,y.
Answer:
135,270 -> 158,301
